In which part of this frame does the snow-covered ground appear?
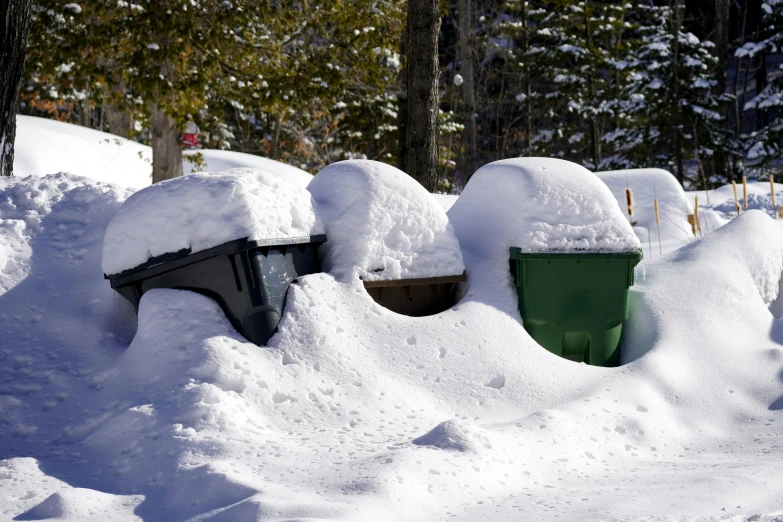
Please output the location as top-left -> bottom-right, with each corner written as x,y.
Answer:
2,150 -> 783,521
13,116 -> 313,189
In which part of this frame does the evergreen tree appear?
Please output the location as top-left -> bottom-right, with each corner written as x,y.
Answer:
24,1 -> 405,181
606,2 -> 727,186
737,0 -> 783,176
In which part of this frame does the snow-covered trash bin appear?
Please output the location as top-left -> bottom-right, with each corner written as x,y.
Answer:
308,160 -> 466,316
102,170 -> 326,345
449,158 -> 642,367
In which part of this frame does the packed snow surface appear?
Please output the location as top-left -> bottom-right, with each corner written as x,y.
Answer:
101,169 -> 324,275
3,171 -> 783,520
596,168 -> 695,257
449,158 -> 641,261
308,160 -> 465,281
14,115 -> 312,189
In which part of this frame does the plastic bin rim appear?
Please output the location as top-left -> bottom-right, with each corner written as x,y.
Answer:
106,234 -> 328,285
509,247 -> 643,261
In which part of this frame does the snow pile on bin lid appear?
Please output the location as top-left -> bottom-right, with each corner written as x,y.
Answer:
449,158 -> 641,257
102,169 -> 324,276
308,160 -> 465,281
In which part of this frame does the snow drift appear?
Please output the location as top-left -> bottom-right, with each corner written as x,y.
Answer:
2,169 -> 783,520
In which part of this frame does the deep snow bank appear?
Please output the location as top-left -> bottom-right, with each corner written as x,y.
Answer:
3,170 -> 783,520
308,160 -> 465,281
102,169 -> 324,275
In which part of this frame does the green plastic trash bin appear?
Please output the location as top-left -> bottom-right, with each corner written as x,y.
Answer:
509,248 -> 643,367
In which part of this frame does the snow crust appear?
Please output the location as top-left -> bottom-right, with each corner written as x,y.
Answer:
4,171 -> 783,520
449,158 -> 641,259
596,168 -> 694,256
308,160 -> 465,281
101,169 -> 324,275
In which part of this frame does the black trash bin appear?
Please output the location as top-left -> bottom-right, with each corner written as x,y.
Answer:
106,235 -> 327,345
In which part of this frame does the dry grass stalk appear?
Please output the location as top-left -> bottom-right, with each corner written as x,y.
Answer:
743,175 -> 748,209
654,198 -> 662,255
694,196 -> 702,236
732,181 -> 741,216
736,202 -> 742,216
625,187 -> 634,219
771,176 -> 777,218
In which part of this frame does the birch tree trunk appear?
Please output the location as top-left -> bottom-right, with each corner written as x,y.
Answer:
150,104 -> 182,183
405,0 -> 441,192
0,0 -> 32,177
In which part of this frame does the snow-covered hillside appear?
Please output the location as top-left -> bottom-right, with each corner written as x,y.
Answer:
2,158 -> 783,520
13,116 -> 313,188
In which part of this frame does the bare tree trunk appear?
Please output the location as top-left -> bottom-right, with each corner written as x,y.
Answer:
0,0 -> 32,177
405,0 -> 441,192
584,1 -> 601,169
103,81 -> 132,137
458,0 -> 477,182
713,0 -> 730,94
756,53 -> 768,130
79,97 -> 92,128
671,0 -> 685,185
150,104 -> 182,183
104,101 -> 131,137
271,114 -> 282,160
522,0 -> 532,156
397,25 -> 408,172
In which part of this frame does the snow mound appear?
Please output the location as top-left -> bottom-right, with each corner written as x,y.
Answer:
14,115 -> 315,189
185,149 -> 313,187
1,173 -> 132,292
596,168 -> 694,256
308,160 -> 465,281
413,419 -> 492,452
18,488 -> 143,521
450,158 -> 641,258
0,459 -> 143,521
13,116 -> 153,189
102,170 -> 324,275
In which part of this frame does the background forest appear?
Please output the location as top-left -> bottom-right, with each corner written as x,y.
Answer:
18,0 -> 783,190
